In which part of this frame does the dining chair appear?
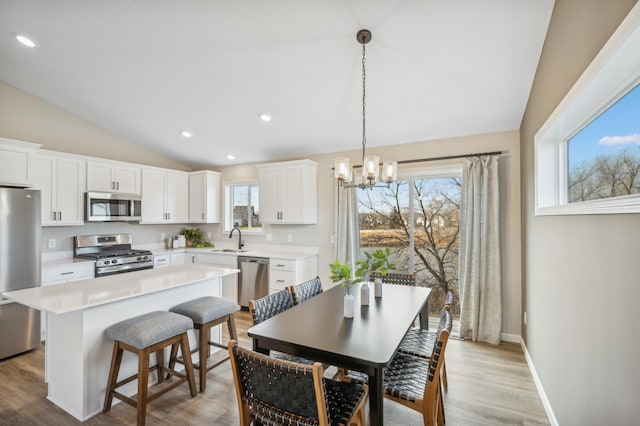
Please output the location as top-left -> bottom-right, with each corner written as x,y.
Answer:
248,289 -> 321,366
399,291 -> 454,390
228,340 -> 368,426
289,276 -> 323,305
383,308 -> 452,426
369,271 -> 416,286
248,288 -> 294,326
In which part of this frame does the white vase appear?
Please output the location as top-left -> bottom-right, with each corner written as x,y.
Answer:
360,282 -> 370,305
344,293 -> 355,318
374,278 -> 383,298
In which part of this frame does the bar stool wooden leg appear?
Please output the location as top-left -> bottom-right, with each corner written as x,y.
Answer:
197,323 -> 208,392
103,341 -> 123,412
181,333 -> 197,397
137,347 -> 150,426
227,314 -> 238,341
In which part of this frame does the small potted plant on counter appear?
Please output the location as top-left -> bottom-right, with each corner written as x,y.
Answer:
179,227 -> 214,248
329,259 -> 357,318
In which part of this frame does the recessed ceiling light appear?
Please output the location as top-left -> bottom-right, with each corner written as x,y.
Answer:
180,130 -> 192,138
226,154 -> 235,160
15,34 -> 37,48
259,113 -> 272,122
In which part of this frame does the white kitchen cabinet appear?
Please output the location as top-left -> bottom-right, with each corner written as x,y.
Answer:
153,254 -> 171,268
0,137 -> 40,187
171,252 -> 186,265
41,261 -> 95,340
269,256 -> 318,294
87,160 -> 141,194
141,167 -> 189,224
154,252 -> 186,268
195,253 -> 238,304
189,170 -> 221,223
257,159 -> 317,224
35,152 -> 86,226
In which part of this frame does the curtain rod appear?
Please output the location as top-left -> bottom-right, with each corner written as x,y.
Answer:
332,150 -> 505,170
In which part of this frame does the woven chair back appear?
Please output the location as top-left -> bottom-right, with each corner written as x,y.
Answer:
370,272 -> 416,286
428,309 -> 452,385
229,341 -> 327,425
444,291 -> 455,311
249,288 -> 294,326
291,277 -> 323,305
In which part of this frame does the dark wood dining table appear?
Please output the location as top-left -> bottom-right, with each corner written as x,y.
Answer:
247,282 -> 431,426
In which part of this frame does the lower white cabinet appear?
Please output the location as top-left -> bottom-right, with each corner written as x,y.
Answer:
41,261 -> 95,340
194,253 -> 238,304
154,252 -> 187,268
269,256 -> 317,294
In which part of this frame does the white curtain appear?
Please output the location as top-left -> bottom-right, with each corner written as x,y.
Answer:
334,181 -> 360,276
458,155 -> 502,345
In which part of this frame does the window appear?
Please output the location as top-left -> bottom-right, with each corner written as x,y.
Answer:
357,166 -> 462,321
567,83 -> 640,203
535,6 -> 640,215
224,182 -> 261,233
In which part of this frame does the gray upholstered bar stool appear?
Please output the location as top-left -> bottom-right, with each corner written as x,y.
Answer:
169,296 -> 240,392
103,311 -> 197,426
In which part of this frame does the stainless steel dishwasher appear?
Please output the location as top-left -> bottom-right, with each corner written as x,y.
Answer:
238,256 -> 269,309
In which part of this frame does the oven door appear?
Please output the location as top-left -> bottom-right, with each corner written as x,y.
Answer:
86,192 -> 142,222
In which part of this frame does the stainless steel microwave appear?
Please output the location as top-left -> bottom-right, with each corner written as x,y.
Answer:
85,192 -> 142,222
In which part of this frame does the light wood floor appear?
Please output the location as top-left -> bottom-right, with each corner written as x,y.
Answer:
0,311 -> 549,425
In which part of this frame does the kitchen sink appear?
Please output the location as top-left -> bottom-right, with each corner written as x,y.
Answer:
210,249 -> 248,253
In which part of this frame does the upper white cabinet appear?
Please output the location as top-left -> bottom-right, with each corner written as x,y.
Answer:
87,160 -> 141,194
141,167 -> 189,224
189,170 -> 221,223
257,159 -> 317,224
35,152 -> 86,226
0,138 -> 41,187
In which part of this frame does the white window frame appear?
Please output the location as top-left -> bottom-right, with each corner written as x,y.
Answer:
222,179 -> 263,235
535,3 -> 640,216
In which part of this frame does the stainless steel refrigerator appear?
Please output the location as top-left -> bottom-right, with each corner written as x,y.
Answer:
0,187 -> 41,360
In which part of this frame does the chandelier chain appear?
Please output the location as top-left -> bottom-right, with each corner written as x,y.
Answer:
361,42 -> 367,164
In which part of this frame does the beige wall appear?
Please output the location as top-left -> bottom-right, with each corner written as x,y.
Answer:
520,0 -> 639,424
0,81 -> 189,170
220,129 -> 523,338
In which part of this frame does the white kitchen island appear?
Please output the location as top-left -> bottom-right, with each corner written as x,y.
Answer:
1,264 -> 239,421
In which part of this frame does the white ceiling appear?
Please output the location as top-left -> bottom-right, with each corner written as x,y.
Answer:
0,0 -> 554,169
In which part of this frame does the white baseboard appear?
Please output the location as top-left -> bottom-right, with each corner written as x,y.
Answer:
520,337 -> 559,426
500,332 -> 521,343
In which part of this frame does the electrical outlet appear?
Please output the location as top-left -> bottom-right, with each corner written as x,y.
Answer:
330,235 -> 335,244
160,232 -> 166,241
207,232 -> 212,239
287,234 -> 293,243
48,239 -> 56,249
266,233 -> 272,241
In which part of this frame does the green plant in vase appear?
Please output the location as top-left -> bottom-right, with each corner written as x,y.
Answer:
363,248 -> 396,297
329,259 -> 357,318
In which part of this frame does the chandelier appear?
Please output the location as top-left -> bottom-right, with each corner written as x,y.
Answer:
335,29 -> 397,189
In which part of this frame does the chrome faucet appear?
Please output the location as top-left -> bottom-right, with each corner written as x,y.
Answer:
229,225 -> 244,250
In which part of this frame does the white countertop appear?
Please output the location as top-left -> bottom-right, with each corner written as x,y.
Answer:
151,247 -> 318,260
2,264 -> 239,315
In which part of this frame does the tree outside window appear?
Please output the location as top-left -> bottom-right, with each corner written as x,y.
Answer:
357,177 -> 461,318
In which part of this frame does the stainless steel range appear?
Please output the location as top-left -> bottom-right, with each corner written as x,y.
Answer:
74,233 -> 153,277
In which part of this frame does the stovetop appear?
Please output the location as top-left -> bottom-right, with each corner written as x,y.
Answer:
76,249 -> 152,260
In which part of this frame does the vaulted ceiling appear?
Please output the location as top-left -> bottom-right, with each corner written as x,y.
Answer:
0,0 -> 554,169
